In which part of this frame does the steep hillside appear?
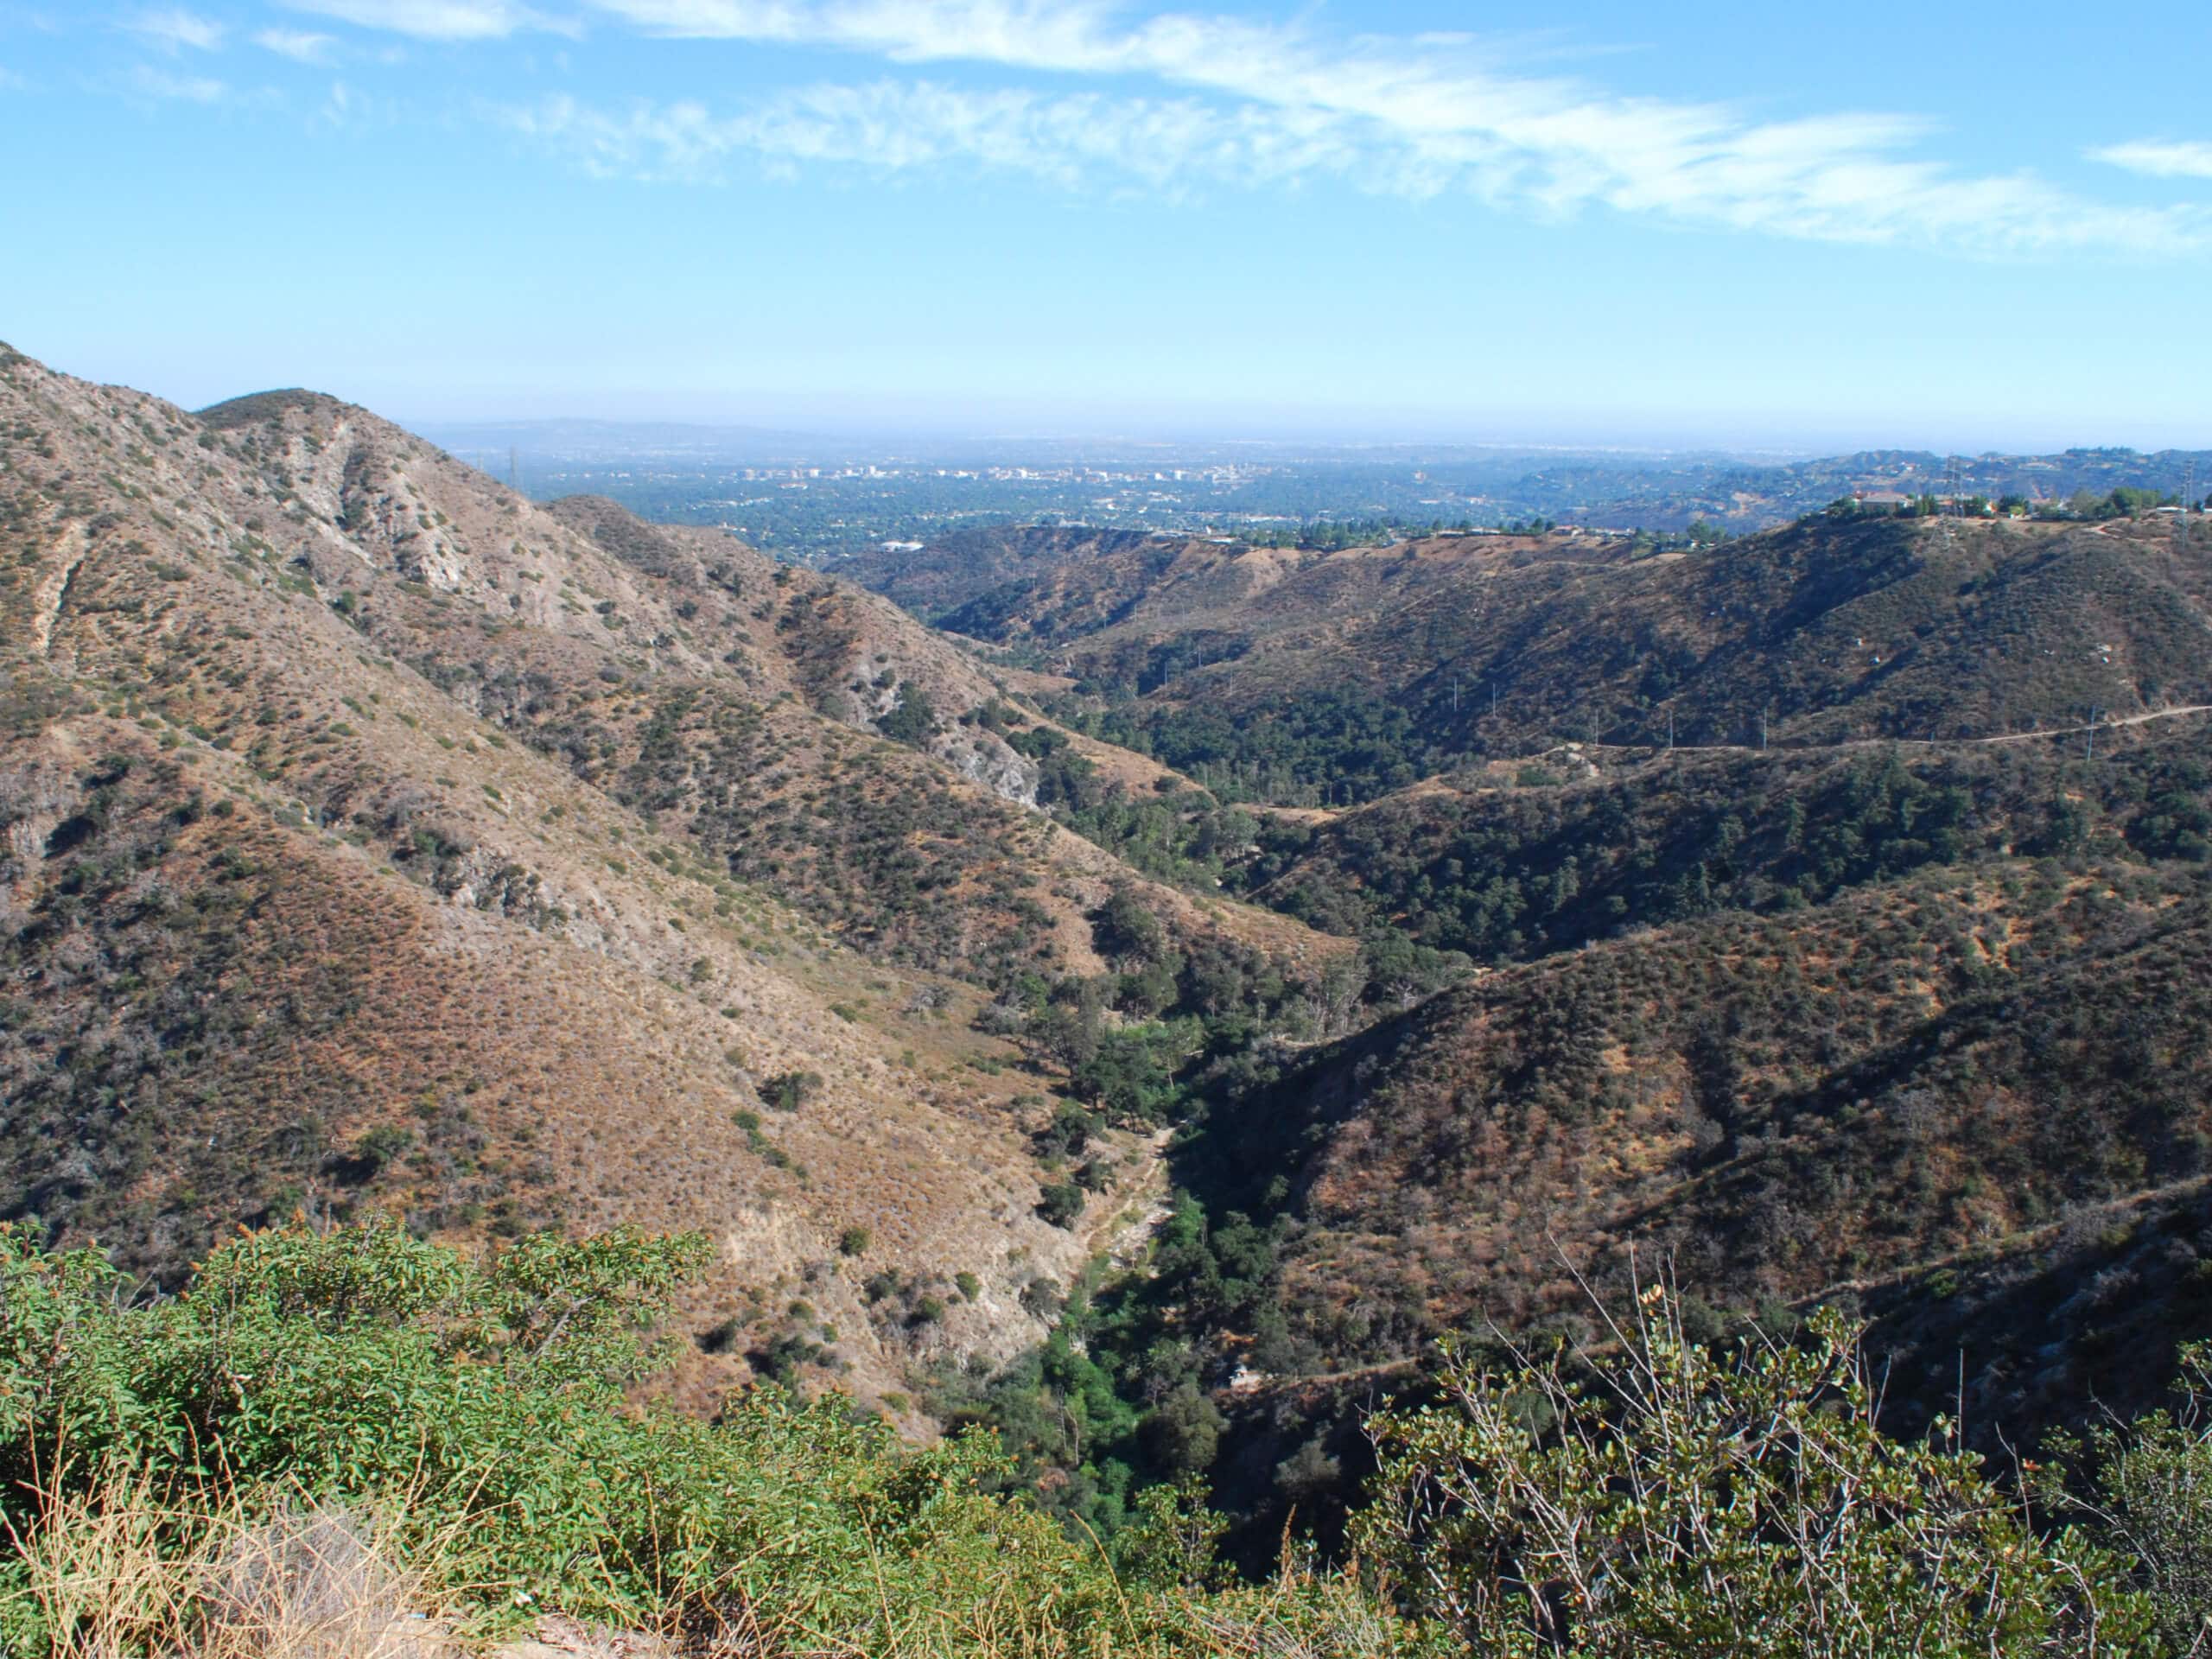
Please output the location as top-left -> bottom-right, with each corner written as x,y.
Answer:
1853,1174 -> 2212,1445
940,518 -> 2212,803
1252,716 -> 2212,962
1197,850 -> 2212,1369
0,346 -> 1333,1415
899,702 -> 2212,1551
180,388 -> 1319,987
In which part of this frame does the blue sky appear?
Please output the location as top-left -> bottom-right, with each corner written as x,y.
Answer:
3,0 -> 2209,449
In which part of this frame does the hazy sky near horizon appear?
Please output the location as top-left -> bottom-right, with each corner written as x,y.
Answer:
3,0 -> 2210,450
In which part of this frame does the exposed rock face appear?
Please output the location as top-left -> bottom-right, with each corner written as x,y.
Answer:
939,731 -> 1040,806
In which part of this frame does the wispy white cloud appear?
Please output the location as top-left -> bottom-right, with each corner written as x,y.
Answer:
307,0 -> 2212,255
499,80 -> 1357,194
123,6 -> 225,51
0,62 -> 26,91
316,75 -> 366,121
278,0 -> 558,41
254,26 -> 340,61
2090,140 -> 2212,181
128,60 -> 227,99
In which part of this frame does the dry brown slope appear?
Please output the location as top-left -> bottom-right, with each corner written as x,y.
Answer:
0,348 -> 1332,1414
1202,858 -> 2212,1364
174,386 -> 1321,983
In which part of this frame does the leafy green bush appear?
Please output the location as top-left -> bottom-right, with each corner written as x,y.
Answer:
1357,1284 -> 2153,1656
877,685 -> 938,747
2039,1340 -> 2212,1655
759,1069 -> 823,1111
1038,1182 -> 1085,1229
342,1122 -> 414,1179
9,1222 -> 2212,1657
0,1224 -> 1414,1656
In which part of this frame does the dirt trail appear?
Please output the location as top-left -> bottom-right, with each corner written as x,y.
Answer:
1090,1126 -> 1177,1271
1236,708 -> 2212,828
1979,703 -> 2212,742
1591,703 -> 2212,763
1793,1169 -> 2212,1311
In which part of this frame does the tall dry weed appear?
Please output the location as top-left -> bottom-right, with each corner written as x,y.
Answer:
8,1466 -> 443,1659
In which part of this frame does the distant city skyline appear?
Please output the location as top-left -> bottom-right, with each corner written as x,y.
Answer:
3,1 -> 2209,449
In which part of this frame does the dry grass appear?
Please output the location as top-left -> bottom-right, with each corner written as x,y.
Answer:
3,1468 -> 1411,1659
10,1468 -> 442,1659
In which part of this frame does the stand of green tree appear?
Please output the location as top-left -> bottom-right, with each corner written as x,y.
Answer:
1048,686 -> 1432,806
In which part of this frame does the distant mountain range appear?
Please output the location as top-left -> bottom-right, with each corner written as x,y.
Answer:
416,416 -> 856,467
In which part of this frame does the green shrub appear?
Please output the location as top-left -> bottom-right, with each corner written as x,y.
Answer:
877,686 -> 938,747
759,1070 -> 823,1112
1357,1286 -> 2152,1656
341,1123 -> 415,1179
1038,1182 -> 1085,1229
2039,1339 -> 2212,1655
0,1224 -> 1414,1656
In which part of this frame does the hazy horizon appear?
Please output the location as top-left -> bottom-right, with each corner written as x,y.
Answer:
399,408 -> 2211,464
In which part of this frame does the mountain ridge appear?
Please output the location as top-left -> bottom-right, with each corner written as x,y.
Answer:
0,349 -> 1333,1422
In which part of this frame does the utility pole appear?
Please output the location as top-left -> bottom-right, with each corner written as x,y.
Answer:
1759,705 -> 1770,753
509,446 -> 519,494
2087,706 -> 2101,763
1666,707 -> 1675,753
